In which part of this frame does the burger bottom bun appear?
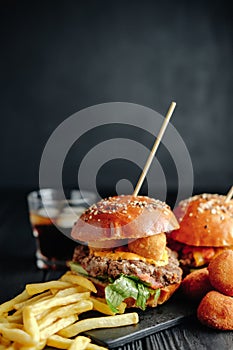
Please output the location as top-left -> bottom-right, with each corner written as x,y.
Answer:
197,291 -> 233,330
208,250 -> 233,296
128,233 -> 167,261
157,283 -> 181,305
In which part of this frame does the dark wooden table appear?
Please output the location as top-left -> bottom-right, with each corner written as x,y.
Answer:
0,190 -> 232,349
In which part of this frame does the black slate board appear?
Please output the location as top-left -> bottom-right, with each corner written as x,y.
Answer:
83,295 -> 196,348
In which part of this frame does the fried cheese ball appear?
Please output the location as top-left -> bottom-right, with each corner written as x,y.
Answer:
181,268 -> 212,301
197,291 -> 233,330
128,233 -> 166,261
208,250 -> 233,296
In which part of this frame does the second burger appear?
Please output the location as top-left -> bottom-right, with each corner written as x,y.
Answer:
168,193 -> 233,271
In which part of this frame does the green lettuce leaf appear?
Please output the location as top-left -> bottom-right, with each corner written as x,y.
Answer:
150,288 -> 161,303
136,283 -> 150,310
105,275 -> 138,313
105,275 -> 161,312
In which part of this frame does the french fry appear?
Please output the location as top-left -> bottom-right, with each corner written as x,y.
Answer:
68,335 -> 90,350
90,297 -> 126,315
5,345 -> 15,350
0,275 -> 138,350
6,344 -> 14,350
6,312 -> 23,324
54,287 -> 87,298
60,272 -> 97,293
0,323 -> 23,329
0,327 -> 35,346
33,304 -> 56,322
26,281 -> 72,296
0,333 -> 11,346
59,313 -> 139,338
14,291 -> 51,310
38,300 -> 93,330
0,290 -> 29,315
19,339 -> 46,350
0,317 -> 8,324
5,307 -> 23,323
0,345 -> 8,350
23,306 -> 40,343
40,314 -> 78,340
90,297 -> 115,316
30,292 -> 90,315
50,288 -> 58,295
25,295 -> 54,310
47,334 -> 72,349
71,300 -> 93,316
92,296 -> 127,314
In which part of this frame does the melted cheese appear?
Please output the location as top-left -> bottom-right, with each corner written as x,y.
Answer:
193,252 -> 206,267
192,246 -> 233,267
91,249 -> 168,267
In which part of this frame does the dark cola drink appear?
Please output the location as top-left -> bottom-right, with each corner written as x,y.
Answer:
29,206 -> 86,269
27,189 -> 96,269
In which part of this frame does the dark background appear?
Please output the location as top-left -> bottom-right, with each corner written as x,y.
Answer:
0,0 -> 232,197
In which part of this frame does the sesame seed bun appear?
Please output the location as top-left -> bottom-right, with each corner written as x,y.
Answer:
71,195 -> 179,243
170,194 -> 233,247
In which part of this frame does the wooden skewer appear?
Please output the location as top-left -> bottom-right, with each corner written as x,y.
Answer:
133,101 -> 176,197
225,186 -> 233,203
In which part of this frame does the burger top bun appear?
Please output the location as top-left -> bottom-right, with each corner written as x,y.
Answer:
71,195 -> 179,242
170,194 -> 233,247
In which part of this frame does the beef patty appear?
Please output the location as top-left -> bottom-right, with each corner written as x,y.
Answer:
73,245 -> 182,289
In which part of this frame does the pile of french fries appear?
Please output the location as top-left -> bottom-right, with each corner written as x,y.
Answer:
0,271 -> 139,349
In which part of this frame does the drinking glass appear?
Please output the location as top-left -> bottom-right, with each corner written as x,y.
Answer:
27,189 -> 96,269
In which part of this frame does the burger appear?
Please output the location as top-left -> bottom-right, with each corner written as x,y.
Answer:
168,193 -> 233,271
70,195 -> 182,312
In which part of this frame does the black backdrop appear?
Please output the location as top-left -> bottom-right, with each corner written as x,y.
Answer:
0,0 -> 232,197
